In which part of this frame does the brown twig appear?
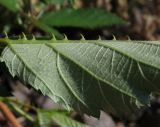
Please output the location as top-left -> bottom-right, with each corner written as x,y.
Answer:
0,101 -> 22,127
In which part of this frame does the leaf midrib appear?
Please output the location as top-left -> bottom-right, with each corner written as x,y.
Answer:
8,39 -> 160,45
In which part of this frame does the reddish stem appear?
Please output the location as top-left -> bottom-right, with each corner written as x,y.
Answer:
0,101 -> 22,127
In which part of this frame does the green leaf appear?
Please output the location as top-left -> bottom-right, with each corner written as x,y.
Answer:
37,109 -> 68,126
40,8 -> 126,28
37,109 -> 88,127
1,39 -> 160,117
53,114 -> 88,127
0,0 -> 18,12
43,0 -> 65,4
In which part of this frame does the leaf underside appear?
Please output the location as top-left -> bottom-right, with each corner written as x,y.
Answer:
1,39 -> 160,117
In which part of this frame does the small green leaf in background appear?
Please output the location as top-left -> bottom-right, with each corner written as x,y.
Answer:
40,8 -> 126,28
26,15 -> 63,39
43,0 -> 65,4
38,109 -> 88,127
0,0 -> 19,12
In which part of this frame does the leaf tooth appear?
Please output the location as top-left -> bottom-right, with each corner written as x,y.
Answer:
51,33 -> 57,41
63,34 -> 68,41
4,32 -> 8,39
127,36 -> 131,41
22,32 -> 27,40
32,35 -> 36,40
112,35 -> 116,40
135,100 -> 143,108
98,35 -> 102,40
18,35 -> 21,40
80,34 -> 85,41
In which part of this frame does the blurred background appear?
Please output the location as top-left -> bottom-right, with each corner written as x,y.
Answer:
0,0 -> 160,127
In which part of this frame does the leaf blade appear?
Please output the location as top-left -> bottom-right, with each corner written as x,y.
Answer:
37,109 -> 88,127
0,0 -> 19,12
40,8 -> 126,28
2,39 -> 160,117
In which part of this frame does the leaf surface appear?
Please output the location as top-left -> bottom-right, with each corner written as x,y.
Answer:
37,109 -> 88,127
1,39 -> 160,117
40,8 -> 126,28
0,0 -> 19,12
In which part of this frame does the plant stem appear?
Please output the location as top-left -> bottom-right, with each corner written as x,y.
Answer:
0,97 -> 37,111
0,101 -> 22,127
20,12 -> 64,39
0,97 -> 37,122
9,102 -> 35,122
